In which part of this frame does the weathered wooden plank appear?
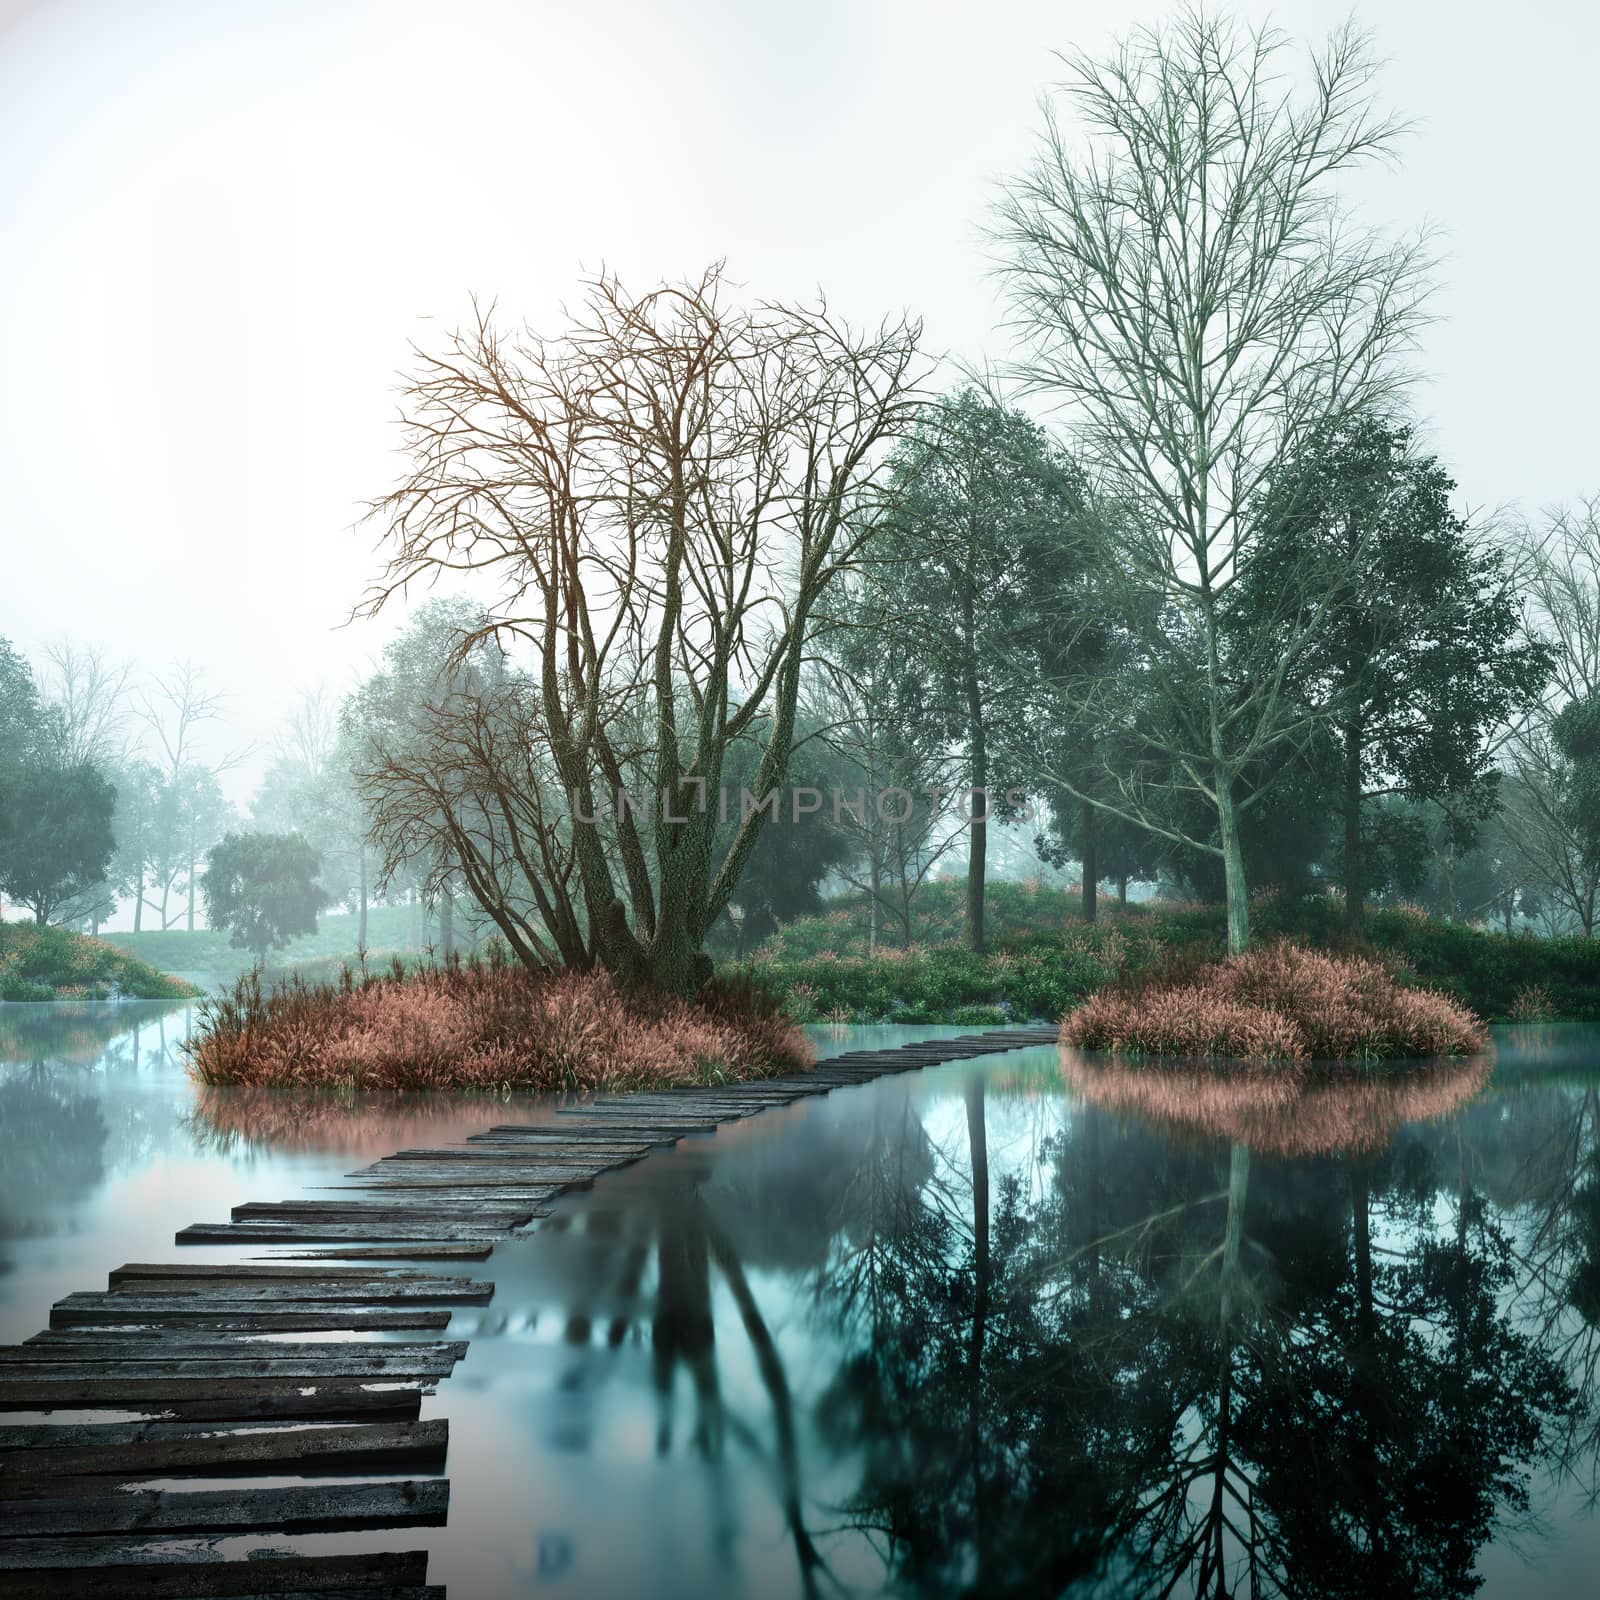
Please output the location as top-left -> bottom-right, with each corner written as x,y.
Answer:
0,1546 -> 432,1596
324,1194 -> 559,1212
0,1574 -> 440,1600
0,1355 -> 458,1381
0,1418 -> 447,1482
14,1338 -> 467,1361
356,1154 -> 588,1171
532,1125 -> 700,1141
485,1122 -> 682,1142
475,1126 -> 654,1141
0,1393 -> 425,1425
0,1375 -> 433,1412
554,1108 -> 724,1124
386,1145 -> 637,1163
588,1097 -> 761,1112
49,1304 -> 451,1331
655,1084 -> 817,1098
0,1477 -> 449,1539
254,1244 -> 493,1261
347,1168 -> 588,1186
175,1222 -> 511,1244
228,1202 -> 537,1224
107,1263 -> 446,1286
87,1279 -> 488,1303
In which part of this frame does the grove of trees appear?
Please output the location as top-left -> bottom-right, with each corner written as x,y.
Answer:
5,8 -> 1598,983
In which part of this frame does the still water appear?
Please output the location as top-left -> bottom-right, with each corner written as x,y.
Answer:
3,1001 -> 1600,1599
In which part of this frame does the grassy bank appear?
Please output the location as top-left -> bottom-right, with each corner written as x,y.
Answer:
106,904 -> 429,986
0,923 -> 198,1001
184,957 -> 813,1093
742,883 -> 1600,1024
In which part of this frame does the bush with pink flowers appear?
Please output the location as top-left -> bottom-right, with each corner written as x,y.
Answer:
1059,942 -> 1487,1062
184,956 -> 813,1092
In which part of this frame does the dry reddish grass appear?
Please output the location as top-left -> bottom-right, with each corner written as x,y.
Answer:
183,960 -> 813,1093
1059,942 -> 1487,1062
1059,1052 -> 1491,1157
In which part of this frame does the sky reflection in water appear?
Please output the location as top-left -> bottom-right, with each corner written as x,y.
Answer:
3,1008 -> 1599,1598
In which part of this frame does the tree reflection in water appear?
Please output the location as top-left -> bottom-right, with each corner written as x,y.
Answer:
679,1047 -> 1597,1600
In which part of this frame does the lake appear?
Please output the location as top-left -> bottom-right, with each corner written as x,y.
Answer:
2,1001 -> 1598,1598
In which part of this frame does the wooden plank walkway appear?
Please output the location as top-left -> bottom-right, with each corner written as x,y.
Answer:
0,1024 -> 1057,1595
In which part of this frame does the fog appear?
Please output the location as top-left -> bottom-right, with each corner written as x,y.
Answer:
3,0 -> 1598,936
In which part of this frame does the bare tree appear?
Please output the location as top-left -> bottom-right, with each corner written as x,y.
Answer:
1501,502 -> 1600,934
991,9 -> 1433,951
40,642 -> 131,768
358,266 -> 924,991
1525,499 -> 1600,706
136,662 -> 243,931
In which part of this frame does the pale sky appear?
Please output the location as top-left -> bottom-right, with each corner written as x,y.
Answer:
2,0 -> 1597,791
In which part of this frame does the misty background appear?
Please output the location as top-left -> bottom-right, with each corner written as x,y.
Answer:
2,0 -> 1596,932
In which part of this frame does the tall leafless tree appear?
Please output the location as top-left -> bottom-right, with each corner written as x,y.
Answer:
358,266 -> 924,991
992,9 -> 1434,951
40,642 -> 131,769
1502,501 -> 1600,934
136,662 -> 243,931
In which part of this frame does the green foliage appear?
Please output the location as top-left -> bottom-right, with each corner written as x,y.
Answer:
1552,692 -> 1600,866
1239,416 -> 1552,907
0,921 -> 197,1000
716,725 -> 858,954
201,832 -> 329,958
0,972 -> 56,1002
736,878 -> 1600,1024
0,762 -> 117,925
744,915 -> 1147,1024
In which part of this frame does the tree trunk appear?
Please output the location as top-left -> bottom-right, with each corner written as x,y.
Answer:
962,572 -> 987,955
1117,875 -> 1128,908
439,883 -> 454,960
1444,817 -> 1459,922
186,815 -> 197,933
643,905 -> 698,995
964,713 -> 988,954
357,849 -> 368,954
133,868 -> 144,933
1216,776 -> 1251,954
1080,797 -> 1098,923
1343,719 -> 1364,933
868,848 -> 881,957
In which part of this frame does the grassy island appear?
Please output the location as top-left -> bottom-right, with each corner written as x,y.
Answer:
184,956 -> 812,1093
0,923 -> 198,1002
1059,943 -> 1487,1062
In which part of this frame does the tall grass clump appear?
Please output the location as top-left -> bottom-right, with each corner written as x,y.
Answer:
1060,942 -> 1488,1062
183,955 -> 813,1093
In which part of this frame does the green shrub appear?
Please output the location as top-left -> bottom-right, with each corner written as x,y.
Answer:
0,922 -> 197,1001
1,972 -> 56,1002
732,883 -> 1600,1024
